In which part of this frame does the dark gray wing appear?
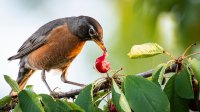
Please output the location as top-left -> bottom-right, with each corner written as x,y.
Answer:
8,18 -> 67,60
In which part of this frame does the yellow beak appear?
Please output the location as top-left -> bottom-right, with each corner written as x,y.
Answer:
93,38 -> 107,52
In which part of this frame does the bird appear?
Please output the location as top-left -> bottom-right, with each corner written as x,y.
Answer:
8,16 -> 106,95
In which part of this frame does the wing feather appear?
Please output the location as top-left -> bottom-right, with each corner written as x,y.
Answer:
8,18 -> 67,60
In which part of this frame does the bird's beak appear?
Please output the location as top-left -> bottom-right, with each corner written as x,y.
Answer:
92,37 -> 107,52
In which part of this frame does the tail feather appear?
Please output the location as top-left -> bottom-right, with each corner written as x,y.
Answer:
10,67 -> 35,96
17,68 -> 35,90
8,54 -> 21,61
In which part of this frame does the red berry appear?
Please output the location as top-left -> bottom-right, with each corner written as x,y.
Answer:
95,52 -> 110,73
109,103 -> 117,112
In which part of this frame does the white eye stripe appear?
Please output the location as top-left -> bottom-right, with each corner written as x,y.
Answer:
89,27 -> 96,36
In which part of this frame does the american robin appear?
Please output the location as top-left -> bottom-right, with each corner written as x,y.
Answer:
8,16 -> 106,95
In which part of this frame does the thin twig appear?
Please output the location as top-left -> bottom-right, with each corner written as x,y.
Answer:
56,64 -> 178,98
163,51 -> 176,60
137,63 -> 177,78
185,52 -> 200,58
182,43 -> 196,56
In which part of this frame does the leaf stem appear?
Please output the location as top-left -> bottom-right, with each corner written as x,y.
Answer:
163,51 -> 176,60
182,43 -> 196,56
185,52 -> 200,58
112,68 -> 123,77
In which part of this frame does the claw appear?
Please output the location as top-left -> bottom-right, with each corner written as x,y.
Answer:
53,87 -> 61,92
50,91 -> 60,98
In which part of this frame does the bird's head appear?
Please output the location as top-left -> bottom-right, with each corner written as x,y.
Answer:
67,16 -> 106,52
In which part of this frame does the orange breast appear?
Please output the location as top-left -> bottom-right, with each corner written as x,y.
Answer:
27,23 -> 86,70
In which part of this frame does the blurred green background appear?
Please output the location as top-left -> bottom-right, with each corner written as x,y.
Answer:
1,0 -> 200,97
109,0 -> 200,75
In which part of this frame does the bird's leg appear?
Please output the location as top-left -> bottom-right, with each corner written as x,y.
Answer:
61,69 -> 85,87
41,70 -> 60,98
41,70 -> 53,93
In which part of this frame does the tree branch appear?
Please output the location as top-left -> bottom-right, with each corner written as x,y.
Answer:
137,63 -> 177,78
0,64 -> 178,111
58,64 -> 178,98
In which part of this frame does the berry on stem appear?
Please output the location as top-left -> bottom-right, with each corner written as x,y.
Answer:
95,52 -> 110,73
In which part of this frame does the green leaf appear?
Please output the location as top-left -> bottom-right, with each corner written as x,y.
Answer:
0,95 -> 12,107
75,84 -> 95,112
188,58 -> 200,82
128,43 -> 164,59
111,79 -> 131,112
40,94 -> 76,112
4,75 -> 20,93
25,85 -> 34,91
68,102 -> 85,112
175,66 -> 194,99
94,91 -> 109,107
152,63 -> 167,86
13,104 -> 22,112
18,89 -> 44,112
164,75 -> 189,112
40,94 -> 57,112
56,99 -> 72,112
95,107 -> 103,112
124,75 -> 170,112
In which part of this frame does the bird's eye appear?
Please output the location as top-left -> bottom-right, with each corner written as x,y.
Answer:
89,28 -> 96,37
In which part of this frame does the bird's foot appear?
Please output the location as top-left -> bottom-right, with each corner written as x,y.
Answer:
64,80 -> 86,87
61,77 -> 85,87
61,74 -> 86,87
53,87 -> 61,92
50,91 -> 60,98
50,87 -> 63,98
